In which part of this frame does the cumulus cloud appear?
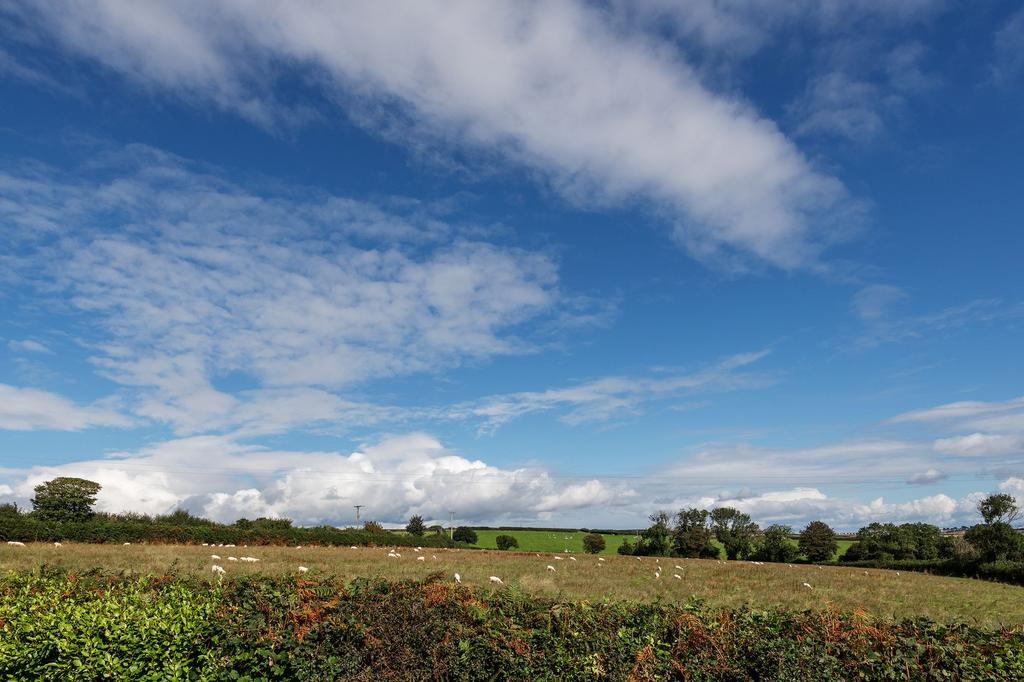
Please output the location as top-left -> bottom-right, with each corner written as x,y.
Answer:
2,433 -> 631,525
906,467 -> 947,485
10,0 -> 860,268
0,384 -> 132,431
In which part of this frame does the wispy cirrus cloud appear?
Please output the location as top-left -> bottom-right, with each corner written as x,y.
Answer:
445,350 -> 774,433
1,145 -> 584,436
6,0 -> 862,268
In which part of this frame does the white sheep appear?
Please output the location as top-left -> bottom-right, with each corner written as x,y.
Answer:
53,542 -> 62,547
240,557 -> 259,562
6,541 -> 25,547
228,556 -> 238,561
211,554 -> 221,560
802,582 -> 813,589
202,543 -> 210,547
675,565 -> 683,570
225,544 -> 236,548
454,573 -> 461,584
569,557 -> 577,562
297,566 -> 309,573
489,576 -> 503,585
547,565 -> 556,572
673,574 -> 682,580
211,565 -> 226,575
553,556 -> 564,560
123,542 -> 131,546
350,546 -> 358,550
598,558 -> 605,562
654,571 -> 660,579
416,556 -> 425,562
432,555 -> 437,560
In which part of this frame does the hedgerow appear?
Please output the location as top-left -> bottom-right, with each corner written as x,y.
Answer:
2,571 -> 1022,680
838,558 -> 1024,586
0,514 -> 455,549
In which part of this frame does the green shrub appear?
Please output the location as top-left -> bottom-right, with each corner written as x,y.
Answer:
495,534 -> 518,550
2,573 -> 1023,680
582,532 -> 606,554
452,526 -> 478,544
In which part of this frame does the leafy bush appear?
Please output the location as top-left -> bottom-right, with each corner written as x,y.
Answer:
582,532 -> 606,554
495,534 -> 518,550
3,572 -> 1023,680
405,515 -> 425,537
452,526 -> 478,544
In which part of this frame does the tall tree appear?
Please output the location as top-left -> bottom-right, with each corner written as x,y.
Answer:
799,521 -> 838,562
639,510 -> 673,556
710,507 -> 759,560
752,524 -> 798,563
672,508 -> 718,558
978,493 -> 1020,525
31,477 -> 101,523
406,515 -> 426,537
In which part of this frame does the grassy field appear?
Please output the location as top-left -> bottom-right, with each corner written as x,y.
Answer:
2,542 -> 1020,626
471,528 -> 856,559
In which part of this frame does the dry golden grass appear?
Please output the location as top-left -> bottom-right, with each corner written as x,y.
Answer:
3,542 -> 1022,626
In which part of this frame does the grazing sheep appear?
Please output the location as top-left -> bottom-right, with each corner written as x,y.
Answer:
123,542 -> 131,546
675,565 -> 683,570
297,566 -> 308,573
598,558 -> 605,562
228,557 -> 238,561
673,574 -> 682,580
350,546 -> 358,549
225,544 -> 235,548
802,582 -> 813,589
240,557 -> 259,562
554,556 -> 564,560
569,557 -> 577,562
654,571 -> 660,579
489,576 -> 503,585
416,556 -> 425,561
211,554 -> 221,560
387,551 -> 400,558
53,542 -> 62,547
6,541 -> 25,547
202,543 -> 209,546
432,555 -> 437,560
547,565 -> 556,572
454,573 -> 461,584
211,565 -> 226,575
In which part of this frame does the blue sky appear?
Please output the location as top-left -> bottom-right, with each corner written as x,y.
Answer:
0,1 -> 1022,530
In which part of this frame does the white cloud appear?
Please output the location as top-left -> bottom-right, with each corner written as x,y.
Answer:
2,148 -> 572,435
852,284 -> 907,321
906,467 -> 947,485
2,433 -> 633,525
992,8 -> 1024,86
446,350 -> 773,432
891,396 -> 1024,434
999,477 -> 1024,496
0,383 -> 132,431
6,339 -> 52,354
14,0 -> 860,268
933,433 -> 1024,457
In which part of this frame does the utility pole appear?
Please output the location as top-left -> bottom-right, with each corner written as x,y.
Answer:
354,505 -> 363,525
449,511 -> 455,539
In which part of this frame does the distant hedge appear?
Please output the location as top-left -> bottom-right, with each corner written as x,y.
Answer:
2,572 -> 1021,680
0,514 -> 455,549
838,558 -> 1024,587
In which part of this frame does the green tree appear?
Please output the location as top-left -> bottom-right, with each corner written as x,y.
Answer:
453,526 -> 478,544
751,524 -> 798,563
672,508 -> 718,559
799,521 -> 838,563
965,493 -> 1023,562
31,477 -> 101,522
978,493 -> 1020,525
495,534 -> 518,550
900,522 -> 945,560
617,537 -> 635,555
406,515 -> 426,537
638,510 -> 673,556
582,533 -> 606,554
710,507 -> 759,560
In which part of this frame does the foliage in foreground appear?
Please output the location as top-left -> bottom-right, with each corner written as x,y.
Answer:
2,571 -> 1022,681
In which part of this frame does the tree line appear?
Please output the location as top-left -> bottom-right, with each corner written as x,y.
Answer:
0,478 -> 455,548
617,493 -> 1024,573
